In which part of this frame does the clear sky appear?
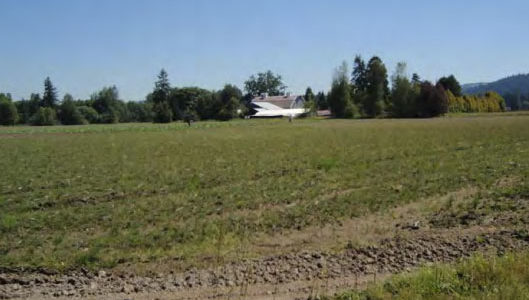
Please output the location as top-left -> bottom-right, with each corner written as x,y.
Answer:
1,0 -> 528,101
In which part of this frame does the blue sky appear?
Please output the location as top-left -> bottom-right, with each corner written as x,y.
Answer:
1,0 -> 528,100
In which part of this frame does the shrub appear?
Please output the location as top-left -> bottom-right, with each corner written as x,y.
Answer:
126,101 -> 152,122
343,102 -> 359,118
447,90 -> 506,113
78,106 -> 100,124
30,107 -> 57,126
303,99 -> 318,117
182,108 -> 197,124
14,96 -> 40,124
58,100 -> 86,125
153,101 -> 173,123
0,97 -> 18,126
99,108 -> 120,124
215,97 -> 240,121
91,86 -> 124,123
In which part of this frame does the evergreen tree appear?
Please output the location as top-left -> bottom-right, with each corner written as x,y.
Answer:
437,75 -> 462,97
351,55 -> 367,112
364,56 -> 389,117
411,73 -> 421,85
153,69 -> 171,104
42,77 -> 58,108
151,69 -> 173,123
316,92 -> 328,110
351,55 -> 368,93
304,87 -> 317,116
304,87 -> 315,102
29,93 -> 41,111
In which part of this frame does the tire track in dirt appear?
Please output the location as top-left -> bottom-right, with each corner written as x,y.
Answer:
2,226 -> 528,300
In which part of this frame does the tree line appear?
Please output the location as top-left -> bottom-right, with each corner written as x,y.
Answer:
0,60 -> 509,126
149,69 -> 246,123
447,91 -> 505,113
0,69 -> 299,126
0,80 -> 154,126
321,56 -> 506,118
0,70 -> 254,126
504,92 -> 529,111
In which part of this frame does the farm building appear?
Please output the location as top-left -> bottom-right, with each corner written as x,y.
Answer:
249,93 -> 307,118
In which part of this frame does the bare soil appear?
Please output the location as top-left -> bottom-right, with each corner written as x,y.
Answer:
2,185 -> 528,299
1,224 -> 528,300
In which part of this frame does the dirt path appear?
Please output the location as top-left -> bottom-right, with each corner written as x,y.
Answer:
2,225 -> 528,300
34,273 -> 390,300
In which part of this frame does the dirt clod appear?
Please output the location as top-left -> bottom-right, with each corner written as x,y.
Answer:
1,228 -> 528,299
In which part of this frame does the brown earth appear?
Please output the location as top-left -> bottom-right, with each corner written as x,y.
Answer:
1,226 -> 528,300
2,185 -> 528,300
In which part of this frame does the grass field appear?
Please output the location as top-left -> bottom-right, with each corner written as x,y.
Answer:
1,114 -> 528,272
331,252 -> 529,300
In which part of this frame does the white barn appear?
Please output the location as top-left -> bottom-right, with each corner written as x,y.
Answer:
249,93 -> 307,118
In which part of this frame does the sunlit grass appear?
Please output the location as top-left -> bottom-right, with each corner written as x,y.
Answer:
332,252 -> 529,300
0,115 -> 528,271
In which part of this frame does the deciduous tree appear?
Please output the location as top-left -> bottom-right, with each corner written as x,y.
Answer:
0,94 -> 18,125
78,106 -> 99,123
91,86 -> 121,123
417,82 -> 448,117
328,61 -> 357,118
58,94 -> 85,125
215,84 -> 242,120
30,107 -> 57,126
389,62 -> 419,117
244,71 -> 286,97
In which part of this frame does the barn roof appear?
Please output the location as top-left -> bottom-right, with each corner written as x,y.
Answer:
250,94 -> 301,109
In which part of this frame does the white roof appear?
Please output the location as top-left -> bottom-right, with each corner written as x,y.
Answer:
252,102 -> 284,110
251,95 -> 301,109
252,108 -> 307,118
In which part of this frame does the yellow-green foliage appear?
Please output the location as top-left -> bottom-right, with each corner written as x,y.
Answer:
447,90 -> 506,113
333,252 -> 529,300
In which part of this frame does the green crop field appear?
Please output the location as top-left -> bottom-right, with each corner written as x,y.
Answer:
1,114 -> 528,273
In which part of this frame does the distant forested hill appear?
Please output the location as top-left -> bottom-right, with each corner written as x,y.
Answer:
462,74 -> 529,95
463,74 -> 529,110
